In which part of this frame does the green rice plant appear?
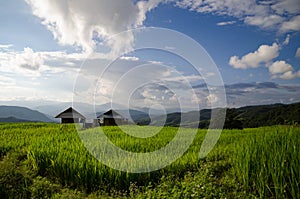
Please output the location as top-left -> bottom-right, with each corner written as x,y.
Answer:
25,125 -> 207,191
1,123 -> 299,198
233,126 -> 300,198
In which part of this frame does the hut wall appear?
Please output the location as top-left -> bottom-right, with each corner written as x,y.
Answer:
104,118 -> 116,126
61,118 -> 80,123
102,118 -> 128,126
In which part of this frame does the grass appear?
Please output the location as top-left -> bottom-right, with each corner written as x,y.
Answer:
233,126 -> 300,198
0,123 -> 299,198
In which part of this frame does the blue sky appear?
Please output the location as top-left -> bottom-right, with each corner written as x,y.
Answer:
0,0 -> 300,110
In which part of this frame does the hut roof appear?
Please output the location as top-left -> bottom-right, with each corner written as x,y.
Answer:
97,109 -> 125,119
55,107 -> 86,119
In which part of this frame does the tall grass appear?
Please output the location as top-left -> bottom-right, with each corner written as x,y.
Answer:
0,123 -> 299,198
233,126 -> 300,198
0,124 -> 206,191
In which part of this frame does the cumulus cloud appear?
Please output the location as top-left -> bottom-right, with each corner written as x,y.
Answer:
176,0 -> 300,33
0,47 -> 84,76
229,43 -> 300,80
280,15 -> 300,33
25,0 -> 164,54
229,43 -> 279,69
269,60 -> 293,74
0,47 -> 44,73
16,47 -> 44,70
24,0 -> 300,56
0,47 -> 80,102
280,70 -> 300,80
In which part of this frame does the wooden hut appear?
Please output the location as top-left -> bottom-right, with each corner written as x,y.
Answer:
97,109 -> 128,126
55,107 -> 86,124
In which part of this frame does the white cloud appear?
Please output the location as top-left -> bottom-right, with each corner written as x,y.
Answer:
0,44 -> 13,49
229,43 -> 300,80
0,44 -> 94,103
0,47 -> 44,76
296,48 -> 300,57
16,47 -> 44,70
26,0 -> 164,54
120,56 -> 139,61
177,0 -> 256,16
23,0 -> 300,58
206,93 -> 218,105
25,0 -> 134,53
280,15 -> 300,33
283,34 -> 290,45
0,48 -> 78,102
136,0 -> 167,25
229,43 -> 279,69
269,60 -> 293,74
217,21 -> 236,26
176,0 -> 300,33
271,0 -> 300,15
280,71 -> 297,80
0,47 -> 85,76
244,15 -> 284,29
4,0 -> 170,104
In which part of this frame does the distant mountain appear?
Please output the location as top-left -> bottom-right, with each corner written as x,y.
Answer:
137,108 -> 213,127
0,116 -> 33,123
135,102 -> 300,128
0,106 -> 54,123
2,101 -> 299,127
137,107 -> 181,114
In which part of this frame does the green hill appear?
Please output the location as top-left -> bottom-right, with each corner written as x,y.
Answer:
237,102 -> 300,127
0,106 -> 54,123
136,102 -> 300,128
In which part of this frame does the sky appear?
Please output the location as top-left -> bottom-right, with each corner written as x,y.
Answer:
0,0 -> 300,111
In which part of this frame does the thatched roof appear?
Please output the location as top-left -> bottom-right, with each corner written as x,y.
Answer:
55,107 -> 86,119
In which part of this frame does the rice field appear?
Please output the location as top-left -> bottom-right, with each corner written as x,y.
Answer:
0,123 -> 299,198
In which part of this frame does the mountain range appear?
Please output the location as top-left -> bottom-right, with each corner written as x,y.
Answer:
0,106 -> 54,123
0,102 -> 299,129
135,102 -> 300,128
